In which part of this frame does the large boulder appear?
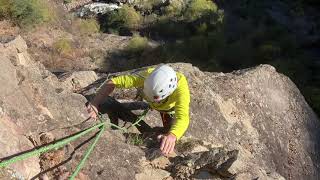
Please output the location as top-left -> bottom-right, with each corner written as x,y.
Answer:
167,63 -> 320,179
1,36 -> 319,179
0,36 -> 148,180
0,36 -> 89,178
0,36 -> 89,134
80,62 -> 320,179
71,64 -> 320,179
78,3 -> 120,17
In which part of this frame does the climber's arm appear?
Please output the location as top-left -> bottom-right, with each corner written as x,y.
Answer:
87,80 -> 115,119
159,75 -> 190,155
86,73 -> 145,119
170,76 -> 191,140
90,80 -> 115,107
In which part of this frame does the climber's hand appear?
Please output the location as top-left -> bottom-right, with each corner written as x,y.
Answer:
158,133 -> 176,155
86,102 -> 98,120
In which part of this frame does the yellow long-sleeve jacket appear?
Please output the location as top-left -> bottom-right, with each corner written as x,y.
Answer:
111,68 -> 190,139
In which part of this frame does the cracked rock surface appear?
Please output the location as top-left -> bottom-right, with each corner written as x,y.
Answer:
0,36 -> 319,179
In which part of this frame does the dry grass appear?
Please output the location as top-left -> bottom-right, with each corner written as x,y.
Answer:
53,38 -> 73,55
73,19 -> 100,35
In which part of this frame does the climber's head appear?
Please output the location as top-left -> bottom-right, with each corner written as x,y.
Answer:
143,65 -> 178,102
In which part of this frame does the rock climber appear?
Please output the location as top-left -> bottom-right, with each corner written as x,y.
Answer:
86,64 -> 190,155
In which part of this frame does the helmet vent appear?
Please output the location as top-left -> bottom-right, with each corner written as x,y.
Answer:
169,84 -> 171,88
159,89 -> 163,93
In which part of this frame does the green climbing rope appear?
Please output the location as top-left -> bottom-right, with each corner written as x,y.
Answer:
0,109 -> 149,179
97,112 -> 128,132
69,124 -> 106,180
0,122 -> 104,168
129,109 -> 149,128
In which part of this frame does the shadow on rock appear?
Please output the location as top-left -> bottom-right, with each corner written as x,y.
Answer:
96,96 -> 153,133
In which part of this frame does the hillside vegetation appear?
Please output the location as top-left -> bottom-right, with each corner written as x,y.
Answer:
0,0 -> 55,28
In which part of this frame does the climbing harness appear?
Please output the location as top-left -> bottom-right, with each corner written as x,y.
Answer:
0,109 -> 148,179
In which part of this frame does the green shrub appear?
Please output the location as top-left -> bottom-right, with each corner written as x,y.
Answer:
150,18 -> 191,38
127,133 -> 144,146
53,38 -> 73,55
125,35 -> 148,55
164,0 -> 185,17
109,5 -> 142,30
184,0 -> 218,21
64,0 -> 72,4
77,19 -> 100,35
142,13 -> 158,24
135,0 -> 163,12
257,43 -> 281,61
0,0 -> 11,18
196,23 -> 208,34
184,35 -> 210,60
0,0 -> 54,27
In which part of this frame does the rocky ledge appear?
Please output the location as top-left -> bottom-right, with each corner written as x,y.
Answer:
0,36 -> 319,179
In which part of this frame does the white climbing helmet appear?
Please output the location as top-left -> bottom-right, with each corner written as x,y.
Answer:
143,65 -> 178,102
